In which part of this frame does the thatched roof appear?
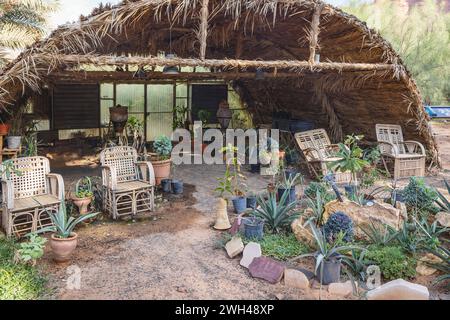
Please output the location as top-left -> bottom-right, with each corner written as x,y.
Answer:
0,0 -> 439,163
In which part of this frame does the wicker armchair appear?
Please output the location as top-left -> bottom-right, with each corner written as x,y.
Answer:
294,128 -> 351,183
100,146 -> 155,219
1,156 -> 64,238
375,124 -> 426,179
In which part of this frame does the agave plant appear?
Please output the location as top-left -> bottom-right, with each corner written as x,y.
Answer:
305,189 -> 325,226
252,190 -> 301,233
36,200 -> 99,238
360,219 -> 398,246
435,179 -> 450,212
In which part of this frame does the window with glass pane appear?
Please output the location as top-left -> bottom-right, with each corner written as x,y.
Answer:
116,84 -> 145,115
100,83 -> 115,126
146,84 -> 174,140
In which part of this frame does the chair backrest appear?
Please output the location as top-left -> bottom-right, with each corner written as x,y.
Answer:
1,156 -> 50,199
294,129 -> 332,159
375,124 -> 406,154
100,146 -> 138,183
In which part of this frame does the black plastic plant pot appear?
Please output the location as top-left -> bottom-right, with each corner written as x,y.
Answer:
246,196 -> 257,209
232,196 -> 247,214
243,217 -> 265,240
316,257 -> 341,285
171,180 -> 184,194
161,179 -> 172,193
277,187 -> 296,205
250,163 -> 260,174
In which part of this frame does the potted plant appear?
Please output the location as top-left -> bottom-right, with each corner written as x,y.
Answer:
328,135 -> 369,197
6,107 -> 25,149
242,215 -> 265,240
161,178 -> 172,192
276,172 -> 303,205
246,191 -> 257,209
37,201 -> 98,262
152,135 -> 173,185
293,221 -> 363,285
109,104 -> 128,134
72,176 -> 94,215
197,109 -> 211,127
170,162 -> 183,195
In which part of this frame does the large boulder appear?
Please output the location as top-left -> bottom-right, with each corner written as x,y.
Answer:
366,279 -> 429,300
324,199 -> 403,238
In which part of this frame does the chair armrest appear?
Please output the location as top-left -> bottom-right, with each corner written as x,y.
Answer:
377,141 -> 399,157
302,147 -> 325,161
47,173 -> 65,200
101,165 -> 118,190
403,141 -> 426,156
136,161 -> 156,185
1,180 -> 15,210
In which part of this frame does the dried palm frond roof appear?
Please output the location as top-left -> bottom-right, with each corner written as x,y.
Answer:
0,0 -> 439,163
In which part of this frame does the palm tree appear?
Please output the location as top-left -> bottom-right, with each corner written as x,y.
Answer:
0,0 -> 58,65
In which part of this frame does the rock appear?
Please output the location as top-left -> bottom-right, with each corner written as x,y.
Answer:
366,279 -> 429,300
396,201 -> 408,220
324,199 -> 403,238
416,253 -> 442,276
296,268 -> 315,280
284,269 -> 309,289
328,280 -> 357,297
291,216 -> 316,248
228,218 -> 240,236
436,211 -> 450,227
248,256 -> 285,284
240,242 -> 262,268
225,236 -> 244,258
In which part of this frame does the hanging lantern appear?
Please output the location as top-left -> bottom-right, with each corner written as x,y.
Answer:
216,100 -> 232,129
133,66 -> 147,79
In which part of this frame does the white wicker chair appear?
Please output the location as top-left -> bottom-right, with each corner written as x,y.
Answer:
294,128 -> 351,183
100,146 -> 155,219
1,156 -> 64,238
375,124 -> 426,179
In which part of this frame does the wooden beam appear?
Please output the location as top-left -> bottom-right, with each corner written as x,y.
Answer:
50,54 -> 397,72
199,0 -> 209,60
308,4 -> 324,65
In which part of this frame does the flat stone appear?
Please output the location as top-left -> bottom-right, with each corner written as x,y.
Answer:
284,269 -> 309,289
225,236 -> 244,258
367,279 -> 429,300
436,211 -> 450,227
240,242 -> 262,268
328,280 -> 357,297
249,256 -> 285,284
416,253 -> 442,276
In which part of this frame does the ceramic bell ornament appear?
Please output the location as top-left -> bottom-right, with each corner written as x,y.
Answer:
213,198 -> 231,230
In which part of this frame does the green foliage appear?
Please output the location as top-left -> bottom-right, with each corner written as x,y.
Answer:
304,181 -> 335,203
215,167 -> 234,198
16,234 -> 46,263
343,0 -> 450,104
197,109 -> 211,126
276,172 -> 303,190
36,201 -> 99,238
173,104 -> 189,130
0,237 -> 46,299
0,159 -> 22,179
153,135 -> 173,160
255,233 -> 309,261
403,177 -> 439,216
360,221 -> 397,246
364,245 -> 417,280
75,176 -> 93,198
305,189 -> 326,226
328,135 -> 369,185
252,191 -> 301,233
127,116 -> 144,135
323,211 -> 354,243
217,144 -> 246,196
435,179 -> 450,213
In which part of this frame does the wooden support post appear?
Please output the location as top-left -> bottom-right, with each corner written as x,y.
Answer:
308,4 -> 324,65
199,0 -> 209,60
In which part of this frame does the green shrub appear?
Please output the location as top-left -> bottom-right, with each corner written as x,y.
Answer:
257,233 -> 309,261
304,182 -> 335,203
403,177 -> 439,216
0,237 -> 46,300
364,245 -> 416,280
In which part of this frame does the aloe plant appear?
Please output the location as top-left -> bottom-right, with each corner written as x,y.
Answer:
435,179 -> 450,212
252,190 -> 301,233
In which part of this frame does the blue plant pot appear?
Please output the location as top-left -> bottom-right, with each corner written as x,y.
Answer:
277,187 -> 296,205
232,196 -> 247,214
161,179 -> 172,193
171,180 -> 184,194
316,257 -> 341,285
246,196 -> 257,209
243,217 -> 265,240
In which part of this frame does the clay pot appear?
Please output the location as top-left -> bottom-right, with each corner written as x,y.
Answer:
72,196 -> 92,215
0,123 -> 10,135
109,106 -> 128,134
50,232 -> 78,262
151,158 -> 171,185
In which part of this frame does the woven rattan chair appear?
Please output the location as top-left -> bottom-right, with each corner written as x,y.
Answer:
100,146 -> 155,219
294,128 -> 351,184
1,156 -> 64,238
375,124 -> 426,179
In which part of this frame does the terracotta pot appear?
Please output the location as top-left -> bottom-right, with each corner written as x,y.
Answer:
50,232 -> 78,262
151,158 -> 171,185
72,196 -> 92,215
0,123 -> 10,135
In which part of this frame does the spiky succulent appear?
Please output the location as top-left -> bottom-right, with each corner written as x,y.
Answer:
323,211 -> 354,243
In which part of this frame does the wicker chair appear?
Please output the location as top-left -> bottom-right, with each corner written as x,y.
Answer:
1,156 -> 64,238
100,146 -> 155,219
375,124 -> 426,180
294,128 -> 351,183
